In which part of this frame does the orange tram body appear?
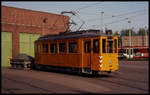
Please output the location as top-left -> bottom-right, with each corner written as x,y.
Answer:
34,30 -> 119,75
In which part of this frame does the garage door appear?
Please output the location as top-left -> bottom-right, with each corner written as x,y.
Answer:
2,32 -> 12,67
20,33 -> 40,57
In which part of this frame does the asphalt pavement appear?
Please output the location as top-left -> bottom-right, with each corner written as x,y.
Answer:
1,61 -> 149,94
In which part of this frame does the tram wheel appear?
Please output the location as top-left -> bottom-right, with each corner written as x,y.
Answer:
92,70 -> 98,75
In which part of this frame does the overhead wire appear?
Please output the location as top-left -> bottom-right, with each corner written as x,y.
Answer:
57,3 -> 148,31
105,12 -> 147,26
73,8 -> 148,26
109,9 -> 147,18
74,2 -> 102,12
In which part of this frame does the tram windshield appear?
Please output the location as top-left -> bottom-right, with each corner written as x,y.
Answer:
107,40 -> 113,53
102,37 -> 118,53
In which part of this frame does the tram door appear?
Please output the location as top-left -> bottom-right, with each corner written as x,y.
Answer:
83,40 -> 91,72
83,39 -> 100,72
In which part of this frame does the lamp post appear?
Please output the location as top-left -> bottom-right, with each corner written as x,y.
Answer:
101,11 -> 104,33
128,20 -> 131,59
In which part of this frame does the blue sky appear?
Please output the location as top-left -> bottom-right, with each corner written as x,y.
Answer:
2,1 -> 149,32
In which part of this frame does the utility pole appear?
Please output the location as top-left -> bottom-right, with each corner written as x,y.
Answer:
101,11 -> 104,33
144,26 -> 148,47
128,20 -> 132,59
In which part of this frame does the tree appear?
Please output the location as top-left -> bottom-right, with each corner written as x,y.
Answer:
120,29 -> 136,37
113,31 -> 119,36
137,28 -> 146,36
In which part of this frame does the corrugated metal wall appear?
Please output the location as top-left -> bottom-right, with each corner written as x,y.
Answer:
19,33 -> 40,57
2,32 -> 12,67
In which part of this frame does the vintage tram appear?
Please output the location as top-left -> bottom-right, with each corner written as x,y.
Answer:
34,30 -> 118,75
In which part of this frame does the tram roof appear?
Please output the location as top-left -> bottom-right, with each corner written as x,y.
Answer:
35,29 -> 115,42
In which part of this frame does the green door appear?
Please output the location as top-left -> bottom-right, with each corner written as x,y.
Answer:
20,33 -> 40,57
1,32 -> 12,67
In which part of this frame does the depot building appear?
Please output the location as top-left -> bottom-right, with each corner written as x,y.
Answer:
2,5 -> 69,67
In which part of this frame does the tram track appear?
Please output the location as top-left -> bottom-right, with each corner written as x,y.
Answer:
3,76 -> 55,93
90,73 -> 148,92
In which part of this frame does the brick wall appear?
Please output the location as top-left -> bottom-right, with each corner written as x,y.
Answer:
1,5 -> 69,57
122,35 -> 149,47
2,5 -> 69,34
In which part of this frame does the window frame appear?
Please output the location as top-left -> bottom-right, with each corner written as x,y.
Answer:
50,43 -> 57,54
69,41 -> 78,53
102,38 -> 106,53
93,39 -> 100,53
59,42 -> 66,54
107,40 -> 113,53
114,39 -> 118,53
84,40 -> 91,54
42,43 -> 48,54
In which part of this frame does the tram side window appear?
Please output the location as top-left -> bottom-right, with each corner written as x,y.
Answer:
37,44 -> 40,53
43,44 -> 48,53
114,39 -> 117,53
127,49 -> 132,55
107,41 -> 113,53
69,42 -> 78,53
93,39 -> 99,53
84,41 -> 91,53
51,43 -> 57,53
59,43 -> 66,53
102,39 -> 106,53
35,44 -> 37,53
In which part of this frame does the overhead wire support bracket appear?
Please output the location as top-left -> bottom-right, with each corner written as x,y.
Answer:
61,11 -> 76,16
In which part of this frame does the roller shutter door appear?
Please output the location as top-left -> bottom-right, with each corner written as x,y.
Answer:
1,32 -> 12,67
20,33 -> 40,57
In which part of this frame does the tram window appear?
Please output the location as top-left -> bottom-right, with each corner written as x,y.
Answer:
102,39 -> 106,53
84,41 -> 91,53
59,43 -> 66,53
93,39 -> 99,53
134,49 -> 140,56
37,44 -> 40,53
35,44 -> 37,53
107,41 -> 113,53
134,49 -> 139,54
131,49 -> 133,54
43,44 -> 48,53
127,49 -> 129,55
127,49 -> 132,55
114,39 -> 117,53
51,43 -> 57,53
69,42 -> 78,53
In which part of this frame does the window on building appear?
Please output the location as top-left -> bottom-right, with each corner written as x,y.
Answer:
69,42 -> 78,53
43,44 -> 48,53
93,39 -> 99,53
50,43 -> 57,53
114,39 -> 117,53
102,39 -> 106,53
84,41 -> 91,53
59,43 -> 66,53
